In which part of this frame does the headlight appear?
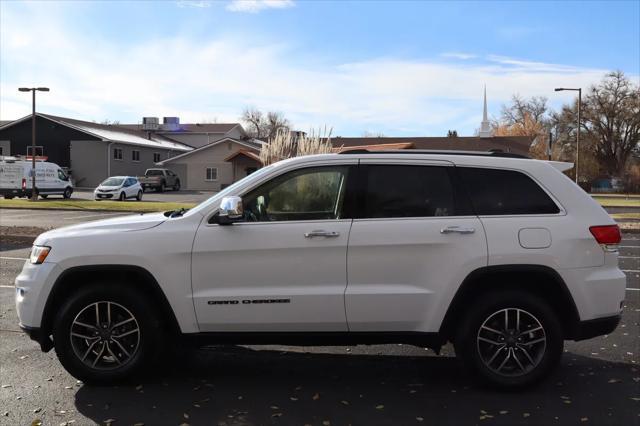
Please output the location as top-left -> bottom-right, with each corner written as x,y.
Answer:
30,245 -> 51,264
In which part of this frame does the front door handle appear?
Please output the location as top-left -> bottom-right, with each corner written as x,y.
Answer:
441,226 -> 475,234
304,230 -> 340,238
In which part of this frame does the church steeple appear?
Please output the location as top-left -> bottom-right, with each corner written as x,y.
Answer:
479,85 -> 493,138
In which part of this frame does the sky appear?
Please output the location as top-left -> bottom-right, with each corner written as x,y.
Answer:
1,0 -> 639,137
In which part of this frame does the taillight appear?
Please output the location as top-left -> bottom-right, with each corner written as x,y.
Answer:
589,225 -> 621,251
21,178 -> 26,190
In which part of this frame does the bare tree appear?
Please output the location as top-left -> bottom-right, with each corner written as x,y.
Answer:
241,107 -> 291,140
241,107 -> 265,139
581,71 -> 640,177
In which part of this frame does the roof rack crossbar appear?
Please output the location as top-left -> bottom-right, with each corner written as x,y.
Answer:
337,149 -> 529,159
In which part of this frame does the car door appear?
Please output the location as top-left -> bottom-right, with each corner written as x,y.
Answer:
191,163 -> 357,332
345,160 -> 488,333
125,178 -> 137,198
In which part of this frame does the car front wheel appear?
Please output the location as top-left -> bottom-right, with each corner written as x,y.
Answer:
454,290 -> 563,389
136,190 -> 143,201
52,283 -> 160,384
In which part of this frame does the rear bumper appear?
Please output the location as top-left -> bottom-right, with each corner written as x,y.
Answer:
571,314 -> 621,341
20,325 -> 54,352
0,188 -> 26,197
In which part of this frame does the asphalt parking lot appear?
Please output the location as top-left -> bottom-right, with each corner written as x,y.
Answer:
0,212 -> 638,425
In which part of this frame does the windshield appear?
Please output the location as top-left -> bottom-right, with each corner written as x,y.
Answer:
185,164 -> 275,217
146,169 -> 164,176
101,177 -> 124,186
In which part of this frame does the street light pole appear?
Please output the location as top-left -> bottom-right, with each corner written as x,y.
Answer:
555,87 -> 582,185
18,87 -> 49,200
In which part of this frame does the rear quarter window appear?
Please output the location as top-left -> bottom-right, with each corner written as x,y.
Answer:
459,167 -> 560,215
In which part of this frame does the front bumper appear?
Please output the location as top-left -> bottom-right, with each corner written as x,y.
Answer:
15,261 -> 60,330
572,314 -> 621,341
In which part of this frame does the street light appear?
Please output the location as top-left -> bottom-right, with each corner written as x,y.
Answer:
555,87 -> 581,185
18,87 -> 50,201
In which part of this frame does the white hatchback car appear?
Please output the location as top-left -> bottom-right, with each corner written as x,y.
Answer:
16,150 -> 625,388
94,176 -> 143,201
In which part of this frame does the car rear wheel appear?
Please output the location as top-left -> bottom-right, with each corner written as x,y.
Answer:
119,192 -> 126,201
63,187 -> 72,199
454,290 -> 563,389
40,194 -> 48,199
136,190 -> 143,201
52,283 -> 160,384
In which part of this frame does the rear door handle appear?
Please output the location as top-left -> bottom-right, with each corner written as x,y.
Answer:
304,230 -> 340,238
440,226 -> 475,234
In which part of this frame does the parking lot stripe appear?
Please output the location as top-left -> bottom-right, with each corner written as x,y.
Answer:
619,246 -> 639,249
619,256 -> 639,259
0,257 -> 28,261
626,288 -> 639,291
622,269 -> 639,273
0,285 -> 15,288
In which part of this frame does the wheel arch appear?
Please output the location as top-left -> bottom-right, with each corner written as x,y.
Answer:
439,264 -> 581,341
41,265 -> 181,340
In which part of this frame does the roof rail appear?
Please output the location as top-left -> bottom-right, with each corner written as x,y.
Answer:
337,149 -> 530,159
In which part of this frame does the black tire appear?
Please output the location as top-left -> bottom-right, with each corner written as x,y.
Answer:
173,180 -> 180,191
454,290 -> 563,389
63,187 -> 72,199
119,192 -> 126,201
40,194 -> 48,199
136,190 -> 143,201
157,182 -> 165,193
52,282 -> 161,384
4,195 -> 14,199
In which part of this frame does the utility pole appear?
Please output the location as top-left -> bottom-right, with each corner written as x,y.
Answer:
18,87 -> 50,200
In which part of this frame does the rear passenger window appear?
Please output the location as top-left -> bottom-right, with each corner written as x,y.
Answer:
459,168 -> 559,215
363,165 -> 455,218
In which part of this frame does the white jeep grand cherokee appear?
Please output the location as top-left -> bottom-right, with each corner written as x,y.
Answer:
15,150 -> 626,388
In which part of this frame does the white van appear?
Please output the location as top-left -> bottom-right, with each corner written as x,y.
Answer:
0,157 -> 73,199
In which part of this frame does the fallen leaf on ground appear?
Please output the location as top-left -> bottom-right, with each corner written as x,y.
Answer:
376,405 -> 384,410
312,393 -> 320,400
341,400 -> 350,405
416,417 -> 424,422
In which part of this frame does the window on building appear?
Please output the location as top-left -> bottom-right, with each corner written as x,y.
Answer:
132,150 -> 140,162
27,146 -> 44,157
205,167 -> 218,181
113,148 -> 123,160
153,152 -> 161,163
362,165 -> 456,218
459,167 -> 560,215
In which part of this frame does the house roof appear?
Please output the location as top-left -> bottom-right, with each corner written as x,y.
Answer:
224,149 -> 262,163
333,142 -> 414,152
0,114 -> 193,152
157,137 -> 262,164
331,136 -> 534,156
118,122 -> 242,134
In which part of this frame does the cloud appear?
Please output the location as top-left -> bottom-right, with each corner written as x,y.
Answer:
441,52 -> 477,60
0,3 -> 626,136
176,1 -> 212,8
226,0 -> 294,13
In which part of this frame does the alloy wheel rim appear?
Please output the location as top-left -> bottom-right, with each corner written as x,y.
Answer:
476,308 -> 546,377
70,301 -> 140,370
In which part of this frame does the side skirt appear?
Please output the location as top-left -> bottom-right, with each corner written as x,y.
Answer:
182,331 -> 446,353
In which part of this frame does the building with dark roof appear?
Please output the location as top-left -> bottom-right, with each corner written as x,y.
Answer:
0,114 -> 247,187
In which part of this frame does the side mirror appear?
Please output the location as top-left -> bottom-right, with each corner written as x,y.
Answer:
218,196 -> 244,225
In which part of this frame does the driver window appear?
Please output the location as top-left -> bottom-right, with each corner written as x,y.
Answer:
243,166 -> 349,222
58,170 -> 68,181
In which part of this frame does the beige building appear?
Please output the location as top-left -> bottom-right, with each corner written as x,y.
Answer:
157,137 -> 263,191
